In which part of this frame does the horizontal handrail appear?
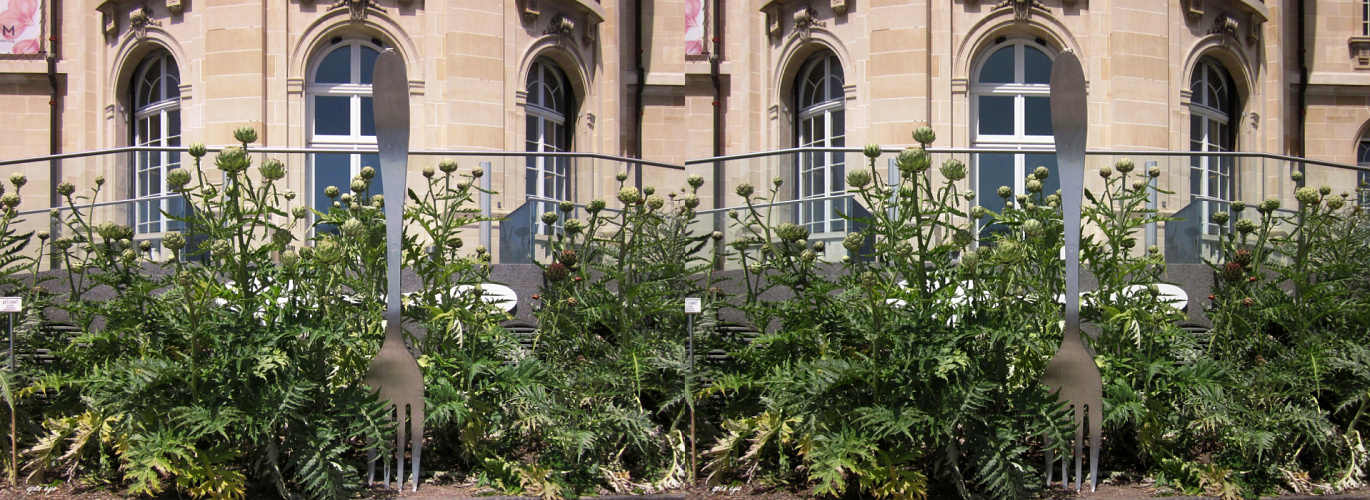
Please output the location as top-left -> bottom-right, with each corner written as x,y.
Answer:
12,193 -> 190,218
0,146 -> 686,170
683,146 -> 1370,173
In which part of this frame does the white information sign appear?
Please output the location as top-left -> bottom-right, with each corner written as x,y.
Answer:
684,297 -> 702,314
0,297 -> 20,313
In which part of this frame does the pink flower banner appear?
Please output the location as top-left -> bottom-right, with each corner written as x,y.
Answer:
1,0 -> 42,55
685,0 -> 704,56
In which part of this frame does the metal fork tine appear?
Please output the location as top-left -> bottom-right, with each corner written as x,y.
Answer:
1090,403 -> 1103,491
412,406 -> 424,491
367,438 -> 376,485
1045,437 -> 1054,485
1074,404 -> 1085,491
396,403 -> 407,490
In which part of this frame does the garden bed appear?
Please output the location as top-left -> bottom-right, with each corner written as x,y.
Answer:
0,130 -> 1367,500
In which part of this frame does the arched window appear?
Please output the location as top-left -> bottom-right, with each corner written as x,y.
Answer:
132,52 -> 184,234
971,38 -> 1056,222
1189,58 -> 1235,234
525,58 -> 571,221
308,37 -> 382,219
795,51 -> 846,234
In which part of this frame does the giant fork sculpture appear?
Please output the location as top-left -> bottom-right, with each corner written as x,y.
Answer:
363,48 -> 425,491
1041,50 -> 1103,492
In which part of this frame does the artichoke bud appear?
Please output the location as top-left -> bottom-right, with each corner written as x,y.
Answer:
912,126 -> 936,146
233,126 -> 258,144
863,143 -> 883,159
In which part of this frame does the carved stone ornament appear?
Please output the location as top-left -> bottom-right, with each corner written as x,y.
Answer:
792,5 -> 823,40
994,0 -> 1043,23
129,5 -> 160,40
583,13 -> 598,46
830,0 -> 847,16
1246,12 -> 1261,47
522,0 -> 540,23
98,1 -> 118,36
1210,12 -> 1238,44
328,0 -> 384,23
166,0 -> 184,15
1185,0 -> 1203,23
546,13 -> 575,41
1350,37 -> 1370,69
765,4 -> 781,38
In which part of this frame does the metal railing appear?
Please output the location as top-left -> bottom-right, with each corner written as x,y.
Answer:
3,146 -> 1367,269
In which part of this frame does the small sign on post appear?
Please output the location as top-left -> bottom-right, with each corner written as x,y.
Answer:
0,297 -> 19,313
683,296 -> 702,485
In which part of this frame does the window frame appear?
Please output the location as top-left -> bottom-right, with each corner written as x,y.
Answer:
306,37 -> 383,224
525,59 -> 571,206
131,51 -> 183,235
969,39 -> 1056,218
1188,57 -> 1236,234
794,51 -> 847,235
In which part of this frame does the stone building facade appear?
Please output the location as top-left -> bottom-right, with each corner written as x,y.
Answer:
0,0 -> 1366,252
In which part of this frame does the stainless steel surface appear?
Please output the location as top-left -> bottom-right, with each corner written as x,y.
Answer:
1041,50 -> 1103,492
0,147 -> 688,171
363,48 -> 425,492
7,144 -> 1367,174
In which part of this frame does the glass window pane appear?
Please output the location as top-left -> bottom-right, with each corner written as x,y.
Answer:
979,46 -> 1015,84
166,59 -> 181,95
315,47 -> 352,84
1024,96 -> 1052,136
1024,47 -> 1052,84
360,97 -> 375,137
831,110 -> 845,139
827,76 -> 844,102
546,121 -> 560,151
149,114 -> 162,143
810,80 -> 826,107
527,116 -> 540,148
1190,158 -> 1204,197
314,154 -> 351,214
1191,115 -> 1203,147
977,153 -> 1015,215
527,68 -> 541,106
546,82 -> 561,112
149,168 -> 162,196
168,111 -> 182,147
140,72 -> 158,106
314,96 -> 351,136
978,96 -> 1014,135
359,46 -> 378,85
526,159 -> 538,197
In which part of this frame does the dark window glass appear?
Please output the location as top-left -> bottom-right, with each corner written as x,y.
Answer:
979,46 -> 1015,84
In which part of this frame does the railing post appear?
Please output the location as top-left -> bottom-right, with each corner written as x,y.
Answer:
713,156 -> 725,270
480,161 -> 492,252
1146,160 -> 1158,249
